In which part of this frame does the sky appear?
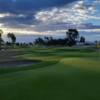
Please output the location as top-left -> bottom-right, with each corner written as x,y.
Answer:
0,0 -> 100,42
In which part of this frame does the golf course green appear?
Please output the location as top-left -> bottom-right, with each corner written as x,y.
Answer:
0,47 -> 100,100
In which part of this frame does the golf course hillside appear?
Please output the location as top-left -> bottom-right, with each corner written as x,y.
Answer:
0,47 -> 100,100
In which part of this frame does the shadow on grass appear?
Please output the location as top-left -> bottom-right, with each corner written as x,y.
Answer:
0,60 -> 58,75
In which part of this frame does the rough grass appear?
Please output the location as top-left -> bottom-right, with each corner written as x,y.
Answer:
0,47 -> 100,100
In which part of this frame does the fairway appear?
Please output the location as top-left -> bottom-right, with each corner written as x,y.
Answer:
0,47 -> 100,100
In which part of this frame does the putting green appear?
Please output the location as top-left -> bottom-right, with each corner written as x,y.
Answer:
60,58 -> 100,71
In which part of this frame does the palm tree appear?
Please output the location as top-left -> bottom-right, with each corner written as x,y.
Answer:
0,29 -> 3,50
7,33 -> 16,47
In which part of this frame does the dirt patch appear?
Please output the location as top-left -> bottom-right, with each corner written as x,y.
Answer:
0,60 -> 40,68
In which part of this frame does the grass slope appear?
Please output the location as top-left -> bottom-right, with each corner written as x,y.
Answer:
0,47 -> 100,100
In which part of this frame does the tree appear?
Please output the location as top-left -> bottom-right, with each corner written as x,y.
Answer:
80,36 -> 85,44
66,29 -> 79,46
7,33 -> 16,47
35,37 -> 45,45
0,29 -> 3,50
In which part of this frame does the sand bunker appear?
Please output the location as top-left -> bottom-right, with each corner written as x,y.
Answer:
0,60 -> 40,68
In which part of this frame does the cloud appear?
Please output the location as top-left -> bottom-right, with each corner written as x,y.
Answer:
0,0 -> 78,29
35,0 -> 99,24
0,0 -> 79,35
0,0 -> 100,42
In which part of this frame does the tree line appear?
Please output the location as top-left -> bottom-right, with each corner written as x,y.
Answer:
35,29 -> 85,46
0,29 -> 86,50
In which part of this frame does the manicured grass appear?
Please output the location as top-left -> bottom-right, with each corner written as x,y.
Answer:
0,47 -> 100,100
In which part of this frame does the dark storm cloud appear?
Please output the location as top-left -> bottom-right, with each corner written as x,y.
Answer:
0,0 -> 78,28
0,14 -> 36,25
0,0 -> 78,14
